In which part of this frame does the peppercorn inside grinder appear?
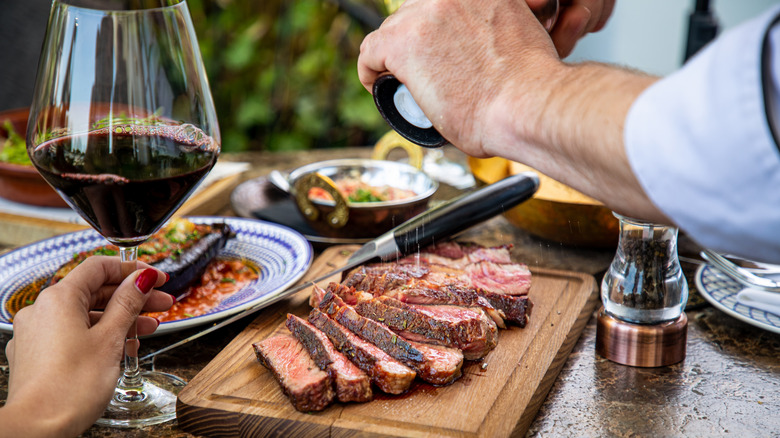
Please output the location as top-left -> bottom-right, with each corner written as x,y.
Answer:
596,213 -> 689,367
372,0 -> 560,147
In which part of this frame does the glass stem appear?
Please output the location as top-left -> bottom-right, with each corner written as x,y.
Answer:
118,246 -> 143,394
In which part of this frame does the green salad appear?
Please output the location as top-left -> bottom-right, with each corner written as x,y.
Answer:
0,120 -> 31,166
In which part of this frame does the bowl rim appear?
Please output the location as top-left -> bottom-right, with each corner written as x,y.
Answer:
288,158 -> 438,208
0,160 -> 38,174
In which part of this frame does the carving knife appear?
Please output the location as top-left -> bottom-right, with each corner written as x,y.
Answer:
140,171 -> 539,362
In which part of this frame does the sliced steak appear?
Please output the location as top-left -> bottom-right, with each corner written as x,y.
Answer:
252,334 -> 334,412
399,242 -> 531,296
421,263 -> 533,326
399,241 -> 513,268
319,288 -> 464,385
311,281 -> 371,308
354,295 -> 498,360
286,314 -> 373,403
477,289 -> 533,328
464,261 -> 532,295
386,262 -> 532,326
308,308 -> 415,394
342,264 -> 506,327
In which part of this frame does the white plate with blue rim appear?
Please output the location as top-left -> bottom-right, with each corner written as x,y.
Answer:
695,264 -> 780,334
0,216 -> 313,336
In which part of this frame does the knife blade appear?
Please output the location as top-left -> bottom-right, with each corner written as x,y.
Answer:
139,171 -> 539,363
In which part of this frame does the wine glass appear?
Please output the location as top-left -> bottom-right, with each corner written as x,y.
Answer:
26,0 -> 220,427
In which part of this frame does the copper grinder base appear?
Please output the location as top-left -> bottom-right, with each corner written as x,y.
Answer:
596,307 -> 688,367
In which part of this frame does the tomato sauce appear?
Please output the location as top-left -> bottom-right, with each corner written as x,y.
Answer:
145,258 -> 259,322
308,177 -> 416,203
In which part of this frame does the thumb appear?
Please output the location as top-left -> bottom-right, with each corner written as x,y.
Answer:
97,268 -> 166,339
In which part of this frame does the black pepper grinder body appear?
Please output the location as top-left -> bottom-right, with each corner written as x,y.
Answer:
372,0 -> 560,148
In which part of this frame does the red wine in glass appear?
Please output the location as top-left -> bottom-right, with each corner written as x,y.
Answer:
32,125 -> 217,246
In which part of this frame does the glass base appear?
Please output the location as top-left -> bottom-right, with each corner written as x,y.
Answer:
95,371 -> 187,428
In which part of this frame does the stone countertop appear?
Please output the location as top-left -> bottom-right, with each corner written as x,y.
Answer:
528,306 -> 780,437
1,148 -> 779,437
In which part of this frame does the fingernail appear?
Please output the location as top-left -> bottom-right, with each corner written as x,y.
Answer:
168,293 -> 177,304
135,268 -> 157,294
163,271 -> 170,282
154,317 -> 161,328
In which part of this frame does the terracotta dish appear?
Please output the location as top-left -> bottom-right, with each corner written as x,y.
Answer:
0,108 -> 66,207
468,157 -> 618,248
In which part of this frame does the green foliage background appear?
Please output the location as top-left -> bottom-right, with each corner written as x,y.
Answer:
187,0 -> 388,153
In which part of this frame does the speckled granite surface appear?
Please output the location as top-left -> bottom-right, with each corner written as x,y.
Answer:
1,148 -> 779,437
527,306 -> 780,437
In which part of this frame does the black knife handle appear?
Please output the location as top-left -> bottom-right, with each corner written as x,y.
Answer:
393,172 -> 539,256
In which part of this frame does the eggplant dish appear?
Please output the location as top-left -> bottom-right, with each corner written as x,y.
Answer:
7,218 -> 244,319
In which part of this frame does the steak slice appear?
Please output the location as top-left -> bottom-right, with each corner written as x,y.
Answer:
359,262 -> 533,327
342,264 -> 506,327
399,242 -> 532,296
354,295 -> 498,360
286,314 -> 373,403
399,241 -> 513,268
420,263 -> 533,326
464,261 -> 532,295
319,287 -> 464,385
477,289 -> 533,328
308,308 -> 415,394
252,334 -> 334,412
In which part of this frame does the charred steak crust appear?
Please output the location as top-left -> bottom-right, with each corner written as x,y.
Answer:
319,290 -> 424,365
308,308 -> 416,394
252,334 -> 335,412
349,261 -> 533,327
353,294 -> 498,360
344,265 -> 488,306
477,289 -> 533,328
286,314 -> 373,403
319,287 -> 464,385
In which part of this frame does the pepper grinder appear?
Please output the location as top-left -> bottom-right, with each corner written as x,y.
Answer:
596,213 -> 689,367
373,0 -> 560,147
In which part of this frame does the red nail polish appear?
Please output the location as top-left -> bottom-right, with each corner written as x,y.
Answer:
154,317 -> 161,328
163,272 -> 170,282
168,293 -> 177,304
135,268 -> 157,294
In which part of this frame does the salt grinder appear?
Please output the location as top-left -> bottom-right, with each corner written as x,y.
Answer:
596,213 -> 689,367
373,0 -> 560,147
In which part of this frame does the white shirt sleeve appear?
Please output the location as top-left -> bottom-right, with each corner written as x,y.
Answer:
625,5 -> 780,262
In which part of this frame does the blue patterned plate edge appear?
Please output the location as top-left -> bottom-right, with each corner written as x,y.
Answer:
694,264 -> 780,335
0,216 -> 313,336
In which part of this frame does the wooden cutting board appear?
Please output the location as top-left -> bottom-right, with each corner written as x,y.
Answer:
177,245 -> 599,437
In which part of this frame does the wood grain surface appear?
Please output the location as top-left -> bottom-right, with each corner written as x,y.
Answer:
177,245 -> 598,438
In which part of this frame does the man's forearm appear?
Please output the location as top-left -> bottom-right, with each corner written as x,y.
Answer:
489,60 -> 668,223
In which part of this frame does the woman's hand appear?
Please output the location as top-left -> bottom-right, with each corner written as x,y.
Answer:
1,256 -> 173,437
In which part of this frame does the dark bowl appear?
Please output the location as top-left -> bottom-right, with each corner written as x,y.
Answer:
288,159 -> 438,239
0,108 -> 67,207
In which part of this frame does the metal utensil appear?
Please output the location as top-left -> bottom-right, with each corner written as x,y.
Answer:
700,249 -> 780,293
139,171 -> 540,362
680,255 -> 780,275
268,169 -> 291,193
